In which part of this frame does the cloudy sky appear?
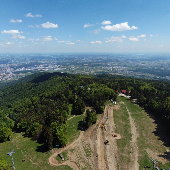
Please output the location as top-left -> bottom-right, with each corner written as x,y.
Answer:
0,0 -> 170,53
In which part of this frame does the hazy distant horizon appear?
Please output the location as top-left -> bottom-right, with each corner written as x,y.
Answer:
0,52 -> 170,57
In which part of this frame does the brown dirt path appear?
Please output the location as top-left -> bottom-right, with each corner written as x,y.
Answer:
96,117 -> 107,170
48,131 -> 84,169
104,106 -> 118,170
95,105 -> 118,170
48,105 -> 119,170
48,113 -> 102,169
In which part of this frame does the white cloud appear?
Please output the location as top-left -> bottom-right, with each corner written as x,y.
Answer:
138,34 -> 146,38
105,36 -> 126,43
0,42 -> 14,46
128,37 -> 139,41
102,22 -> 138,31
66,42 -> 75,45
127,34 -> 146,42
42,36 -> 56,41
5,42 -> 14,45
25,12 -> 42,18
57,40 -> 75,45
121,35 -> 127,39
101,20 -> 112,25
90,41 -> 102,44
12,34 -> 25,39
41,22 -> 58,29
83,24 -> 94,28
10,19 -> 22,23
1,30 -> 22,34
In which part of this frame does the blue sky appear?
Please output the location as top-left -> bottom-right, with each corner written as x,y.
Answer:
0,0 -> 170,53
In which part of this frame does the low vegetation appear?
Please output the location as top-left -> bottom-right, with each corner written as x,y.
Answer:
56,151 -> 68,163
118,97 -> 170,169
0,133 -> 72,170
66,115 -> 84,143
114,97 -> 132,169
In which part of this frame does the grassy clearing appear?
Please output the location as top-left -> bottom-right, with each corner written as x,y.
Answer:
56,151 -> 68,163
66,115 -> 84,143
0,133 -> 72,170
113,97 -> 132,169
0,113 -> 84,170
0,107 -> 84,170
55,166 -> 72,170
122,97 -> 170,170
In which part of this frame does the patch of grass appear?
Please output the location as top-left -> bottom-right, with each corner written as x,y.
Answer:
56,165 -> 73,170
114,97 -> 132,169
0,133 -> 72,170
66,115 -> 84,143
83,144 -> 92,157
56,151 -> 68,163
139,153 -> 153,169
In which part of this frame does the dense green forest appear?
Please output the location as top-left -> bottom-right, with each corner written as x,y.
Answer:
0,72 -> 169,155
0,72 -> 116,150
95,74 -> 170,122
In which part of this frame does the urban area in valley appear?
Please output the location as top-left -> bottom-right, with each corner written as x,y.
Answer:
0,54 -> 170,81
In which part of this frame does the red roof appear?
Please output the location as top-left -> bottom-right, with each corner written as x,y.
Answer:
121,90 -> 127,93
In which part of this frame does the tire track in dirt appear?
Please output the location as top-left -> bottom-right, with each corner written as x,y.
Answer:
104,106 -> 118,170
124,103 -> 139,170
96,120 -> 107,170
96,105 -> 118,170
48,131 -> 84,170
49,105 -> 119,170
48,113 -> 102,170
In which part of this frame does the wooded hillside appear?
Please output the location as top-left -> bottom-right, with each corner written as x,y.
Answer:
0,72 -> 169,150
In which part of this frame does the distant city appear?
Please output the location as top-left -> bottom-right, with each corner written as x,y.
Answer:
0,54 -> 170,81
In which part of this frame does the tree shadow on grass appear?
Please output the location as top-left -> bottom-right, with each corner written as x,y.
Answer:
150,114 -> 170,148
158,152 -> 170,161
146,111 -> 170,162
36,143 -> 49,153
77,120 -> 87,131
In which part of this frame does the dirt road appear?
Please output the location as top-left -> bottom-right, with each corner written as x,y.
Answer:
96,111 -> 107,170
95,106 -> 118,170
49,105 -> 119,170
48,131 -> 84,170
104,106 -> 118,170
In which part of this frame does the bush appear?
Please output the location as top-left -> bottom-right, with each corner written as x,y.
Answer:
0,126 -> 13,143
84,109 -> 97,129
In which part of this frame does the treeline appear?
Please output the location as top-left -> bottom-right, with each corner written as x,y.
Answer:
93,74 -> 170,124
130,83 -> 170,122
0,72 -> 117,150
